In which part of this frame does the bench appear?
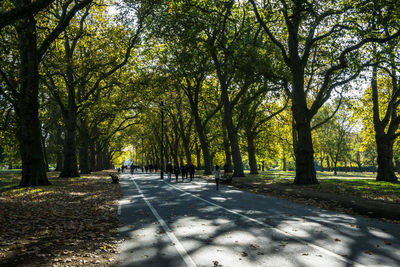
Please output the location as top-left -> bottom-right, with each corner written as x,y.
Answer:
110,174 -> 120,184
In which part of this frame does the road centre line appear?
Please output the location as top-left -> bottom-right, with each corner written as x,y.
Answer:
165,180 -> 366,267
131,177 -> 197,267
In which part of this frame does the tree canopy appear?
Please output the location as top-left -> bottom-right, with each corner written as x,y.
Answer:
1,0 -> 400,186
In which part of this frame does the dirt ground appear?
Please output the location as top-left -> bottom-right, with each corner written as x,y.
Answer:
0,171 -> 122,267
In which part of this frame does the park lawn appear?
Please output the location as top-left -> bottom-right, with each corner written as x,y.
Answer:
0,170 -> 121,267
234,170 -> 400,204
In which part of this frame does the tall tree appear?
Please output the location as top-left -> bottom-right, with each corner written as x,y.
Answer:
249,0 -> 400,184
0,0 -> 92,186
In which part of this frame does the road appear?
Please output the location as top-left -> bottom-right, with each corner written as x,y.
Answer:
118,172 -> 400,267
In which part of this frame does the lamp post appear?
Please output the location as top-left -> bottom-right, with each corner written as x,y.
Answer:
160,101 -> 164,179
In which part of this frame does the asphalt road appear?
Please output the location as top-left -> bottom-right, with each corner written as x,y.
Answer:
118,172 -> 400,267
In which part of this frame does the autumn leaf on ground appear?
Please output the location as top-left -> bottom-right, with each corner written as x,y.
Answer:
364,250 -> 374,255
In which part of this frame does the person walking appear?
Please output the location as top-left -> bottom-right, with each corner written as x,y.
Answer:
214,165 -> 221,191
183,164 -> 188,179
188,162 -> 195,182
130,163 -> 134,174
174,163 -> 180,182
166,162 -> 173,182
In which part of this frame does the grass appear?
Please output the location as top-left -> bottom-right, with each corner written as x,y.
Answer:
200,170 -> 400,204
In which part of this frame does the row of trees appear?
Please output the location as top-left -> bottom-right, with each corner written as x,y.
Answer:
133,0 -> 400,184
1,0 -> 400,186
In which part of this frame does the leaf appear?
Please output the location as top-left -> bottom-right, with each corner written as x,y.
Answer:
364,250 -> 374,255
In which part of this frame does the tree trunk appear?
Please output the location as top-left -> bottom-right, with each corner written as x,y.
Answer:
195,141 -> 201,169
194,118 -> 212,174
89,143 -> 96,171
79,119 -> 90,174
319,157 -> 324,172
222,125 -> 233,173
376,137 -> 397,181
293,117 -> 318,184
60,110 -> 79,177
334,162 -> 337,175
41,132 -> 49,172
16,12 -> 50,186
222,92 -> 244,177
246,132 -> 258,175
55,151 -> 63,171
282,156 -> 287,171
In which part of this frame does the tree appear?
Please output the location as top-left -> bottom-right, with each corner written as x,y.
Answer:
0,0 -> 92,186
249,0 -> 400,184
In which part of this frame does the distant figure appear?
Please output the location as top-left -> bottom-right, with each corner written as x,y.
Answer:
121,165 -> 125,173
117,167 -> 121,173
130,163 -> 134,174
154,164 -> 158,173
149,164 -> 153,173
189,162 -> 195,182
166,162 -> 173,182
145,165 -> 149,173
174,164 -> 180,182
214,165 -> 221,191
181,165 -> 186,181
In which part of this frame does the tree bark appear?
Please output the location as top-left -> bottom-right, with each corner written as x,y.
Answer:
60,37 -> 79,178
16,11 -> 50,186
376,137 -> 397,181
60,109 -> 79,177
222,124 -> 233,173
372,64 -> 398,182
79,119 -> 90,174
246,133 -> 258,175
222,90 -> 244,177
55,151 -> 63,171
195,141 -> 201,169
291,63 -> 318,184
193,116 -> 212,174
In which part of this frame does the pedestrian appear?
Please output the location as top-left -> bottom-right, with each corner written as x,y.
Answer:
166,162 -> 173,182
130,163 -> 134,174
189,162 -> 195,182
145,165 -> 149,173
121,165 -> 125,173
185,164 -> 189,179
174,163 -> 180,182
214,164 -> 221,191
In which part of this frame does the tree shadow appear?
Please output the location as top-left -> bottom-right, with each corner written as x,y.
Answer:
118,175 -> 400,267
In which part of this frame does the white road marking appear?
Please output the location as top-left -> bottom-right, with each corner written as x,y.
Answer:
166,181 -> 366,267
131,177 -> 197,267
118,202 -> 122,215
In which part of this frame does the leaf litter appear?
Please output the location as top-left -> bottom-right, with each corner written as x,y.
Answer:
0,171 -> 122,266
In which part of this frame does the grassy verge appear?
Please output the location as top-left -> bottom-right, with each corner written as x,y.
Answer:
0,170 -> 121,266
199,170 -> 400,204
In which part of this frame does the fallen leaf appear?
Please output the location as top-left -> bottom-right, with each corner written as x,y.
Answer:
364,250 -> 374,255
